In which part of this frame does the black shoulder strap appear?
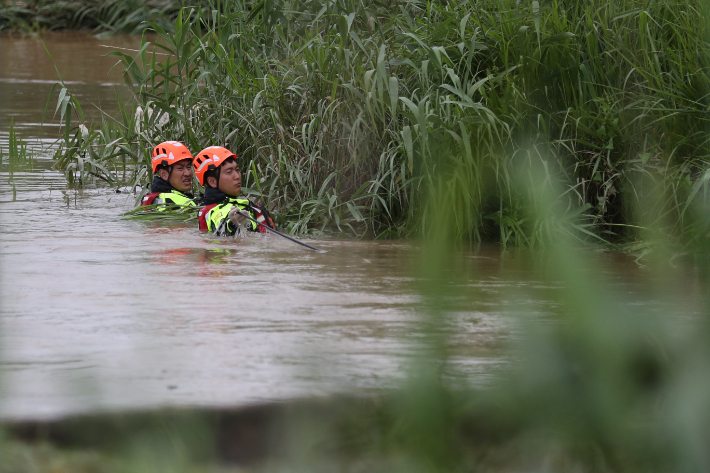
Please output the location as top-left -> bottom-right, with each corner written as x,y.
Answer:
249,201 -> 275,229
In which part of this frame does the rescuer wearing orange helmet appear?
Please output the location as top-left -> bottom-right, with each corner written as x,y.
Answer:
140,141 -> 196,208
193,146 -> 274,236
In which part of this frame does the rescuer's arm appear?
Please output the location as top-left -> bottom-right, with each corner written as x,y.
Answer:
228,207 -> 249,227
206,204 -> 239,236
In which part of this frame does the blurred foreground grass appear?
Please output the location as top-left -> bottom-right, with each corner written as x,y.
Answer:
0,438 -> 127,473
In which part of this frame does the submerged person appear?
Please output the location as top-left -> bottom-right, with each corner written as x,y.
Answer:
193,146 -> 274,236
140,141 -> 196,208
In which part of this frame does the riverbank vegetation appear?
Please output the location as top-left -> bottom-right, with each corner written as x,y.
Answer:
43,0 -> 710,249
0,0 -> 181,34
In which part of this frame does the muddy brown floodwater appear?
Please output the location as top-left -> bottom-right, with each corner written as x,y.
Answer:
0,32 -> 671,422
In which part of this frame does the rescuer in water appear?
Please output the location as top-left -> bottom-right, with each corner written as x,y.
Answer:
193,146 -> 274,236
140,141 -> 196,208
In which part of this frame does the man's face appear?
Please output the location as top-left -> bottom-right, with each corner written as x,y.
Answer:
216,159 -> 242,196
159,159 -> 193,192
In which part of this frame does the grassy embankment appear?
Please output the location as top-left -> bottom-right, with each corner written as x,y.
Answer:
45,0 -> 710,251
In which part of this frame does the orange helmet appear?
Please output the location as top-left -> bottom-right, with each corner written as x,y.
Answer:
151,141 -> 193,173
193,146 -> 237,186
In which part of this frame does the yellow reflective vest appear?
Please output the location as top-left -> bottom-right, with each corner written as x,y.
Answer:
199,197 -> 259,235
141,190 -> 196,209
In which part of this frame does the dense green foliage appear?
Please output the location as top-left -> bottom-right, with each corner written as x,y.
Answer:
49,0 -> 710,246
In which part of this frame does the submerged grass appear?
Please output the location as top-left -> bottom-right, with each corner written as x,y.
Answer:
123,203 -> 198,221
0,119 -> 32,170
45,0 -> 710,250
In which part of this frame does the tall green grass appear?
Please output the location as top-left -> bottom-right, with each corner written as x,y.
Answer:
50,0 -> 710,248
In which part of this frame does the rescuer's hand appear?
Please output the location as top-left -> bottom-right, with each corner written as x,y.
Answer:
228,207 -> 248,226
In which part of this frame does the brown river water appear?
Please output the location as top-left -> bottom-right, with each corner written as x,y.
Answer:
0,32 -> 695,421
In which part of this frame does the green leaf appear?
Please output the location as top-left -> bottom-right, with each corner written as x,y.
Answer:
612,9 -> 642,21
59,96 -> 71,124
402,125 -> 414,172
681,169 -> 710,217
338,15 -> 349,46
389,76 -> 399,115
55,87 -> 67,116
345,12 -> 356,29
548,32 -> 575,42
349,30 -> 366,54
459,13 -> 470,40
459,121 -> 473,165
347,202 -> 363,222
399,97 -> 418,116
532,1 -> 540,45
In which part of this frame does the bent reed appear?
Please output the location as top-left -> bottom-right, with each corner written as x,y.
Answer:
48,0 -> 710,247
